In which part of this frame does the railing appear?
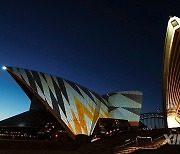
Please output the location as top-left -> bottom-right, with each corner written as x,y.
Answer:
113,134 -> 168,153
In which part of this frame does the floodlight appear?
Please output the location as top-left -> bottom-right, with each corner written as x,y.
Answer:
2,66 -> 7,70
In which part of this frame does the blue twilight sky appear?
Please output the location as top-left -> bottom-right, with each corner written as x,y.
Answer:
0,0 -> 179,120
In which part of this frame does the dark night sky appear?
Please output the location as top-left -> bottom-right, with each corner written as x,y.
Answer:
0,0 -> 179,120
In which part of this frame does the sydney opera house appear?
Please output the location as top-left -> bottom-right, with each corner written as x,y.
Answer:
0,66 -> 142,141
1,16 -> 180,153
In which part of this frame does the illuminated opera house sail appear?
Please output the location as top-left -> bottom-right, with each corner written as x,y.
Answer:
3,67 -> 143,140
163,16 -> 180,128
102,91 -> 142,126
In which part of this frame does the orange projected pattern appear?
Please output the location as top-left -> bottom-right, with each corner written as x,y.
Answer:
6,67 -> 109,136
6,67 -> 142,136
